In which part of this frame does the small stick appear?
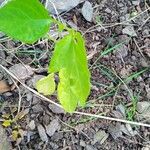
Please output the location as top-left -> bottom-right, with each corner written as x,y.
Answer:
0,64 -> 150,128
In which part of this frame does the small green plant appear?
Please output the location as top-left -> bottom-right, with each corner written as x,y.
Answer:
0,0 -> 91,112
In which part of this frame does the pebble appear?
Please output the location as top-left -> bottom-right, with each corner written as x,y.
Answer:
132,0 -> 140,6
122,26 -> 137,37
82,1 -> 93,22
32,104 -> 43,113
9,63 -> 34,80
137,101 -> 150,113
37,124 -> 48,142
0,0 -> 4,5
28,120 -> 36,130
115,44 -> 128,58
45,118 -> 61,137
48,103 -> 65,114
86,145 -> 98,150
105,8 -> 111,13
46,0 -> 81,14
93,130 -> 109,144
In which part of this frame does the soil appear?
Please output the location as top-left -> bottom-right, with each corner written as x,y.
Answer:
0,0 -> 150,150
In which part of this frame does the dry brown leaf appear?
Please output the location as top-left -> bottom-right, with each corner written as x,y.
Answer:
0,80 -> 11,94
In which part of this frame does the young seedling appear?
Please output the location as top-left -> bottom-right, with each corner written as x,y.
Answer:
0,0 -> 91,112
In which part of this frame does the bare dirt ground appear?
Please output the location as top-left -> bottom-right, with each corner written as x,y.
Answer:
0,0 -> 150,149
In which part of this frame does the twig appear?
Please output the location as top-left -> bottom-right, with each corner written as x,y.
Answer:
0,64 -> 150,128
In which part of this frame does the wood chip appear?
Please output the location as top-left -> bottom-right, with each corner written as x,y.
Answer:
0,80 -> 10,94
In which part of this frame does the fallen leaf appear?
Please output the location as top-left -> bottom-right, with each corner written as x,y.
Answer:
36,74 -> 56,95
0,80 -> 10,94
12,130 -> 19,141
2,120 -> 12,127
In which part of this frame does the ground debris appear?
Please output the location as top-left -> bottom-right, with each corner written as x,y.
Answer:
37,124 -> 48,142
92,130 -> 109,144
45,118 -> 61,137
0,80 -> 11,94
48,103 -> 65,114
46,0 -> 82,14
9,63 -> 33,80
0,125 -> 12,150
122,26 -> 137,37
82,1 -> 93,22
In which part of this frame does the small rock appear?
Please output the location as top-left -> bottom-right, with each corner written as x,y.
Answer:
122,26 -> 137,37
142,29 -> 149,36
145,85 -> 150,100
116,104 -> 126,118
105,8 -> 111,13
142,145 -> 150,150
0,50 -> 5,59
136,101 -> 150,122
9,63 -> 33,80
115,44 -> 128,58
80,140 -> 86,147
49,142 -> 59,149
120,14 -> 130,21
37,124 -> 48,142
0,125 -> 12,150
32,96 -> 41,105
46,0 -> 81,14
111,110 -> 124,119
45,118 -> 61,137
140,58 -> 149,67
118,35 -> 130,44
26,91 -> 33,102
124,124 -> 137,136
120,124 -> 137,137
28,120 -> 35,130
108,123 -> 122,139
48,104 -> 65,114
137,101 -> 150,113
0,0 -> 5,6
0,32 -> 4,38
32,104 -> 43,113
42,114 -> 50,125
136,76 -> 143,82
82,1 -> 93,22
93,130 -> 109,144
86,145 -> 97,150
132,0 -> 140,6
51,132 -> 63,141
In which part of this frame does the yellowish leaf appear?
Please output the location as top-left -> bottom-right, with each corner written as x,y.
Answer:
2,114 -> 11,119
2,120 -> 12,127
36,74 -> 56,95
12,130 -> 19,141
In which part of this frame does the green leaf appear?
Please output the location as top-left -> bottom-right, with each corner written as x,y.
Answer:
57,68 -> 78,112
0,0 -> 52,43
36,74 -> 56,96
49,32 -> 91,112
